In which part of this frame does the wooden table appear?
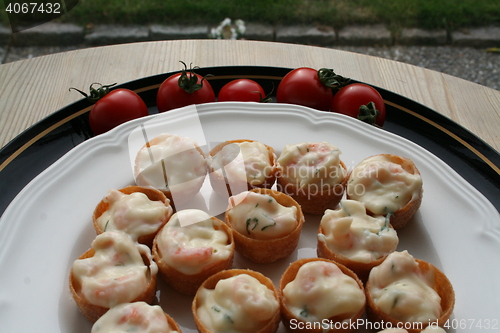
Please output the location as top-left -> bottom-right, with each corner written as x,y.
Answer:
1,39 -> 499,152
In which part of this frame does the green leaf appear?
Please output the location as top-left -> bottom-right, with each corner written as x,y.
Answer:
176,61 -> 212,94
317,68 -> 350,90
357,101 -> 379,125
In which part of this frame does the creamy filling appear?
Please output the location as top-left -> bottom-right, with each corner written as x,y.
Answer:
196,273 -> 279,333
277,142 -> 344,189
347,155 -> 422,215
318,200 -> 399,263
226,191 -> 298,240
283,261 -> 365,322
368,251 -> 442,323
96,189 -> 172,241
91,302 -> 179,333
72,231 -> 157,308
211,141 -> 274,186
135,133 -> 207,201
156,209 -> 232,275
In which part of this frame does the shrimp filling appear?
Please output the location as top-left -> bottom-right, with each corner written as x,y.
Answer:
211,141 -> 274,186
318,200 -> 399,263
91,302 -> 179,333
135,133 -> 207,202
72,231 -> 157,308
96,189 -> 172,241
347,155 -> 422,215
156,209 -> 232,275
226,191 -> 298,240
197,274 -> 279,333
282,261 -> 365,322
368,251 -> 442,323
277,142 -> 345,189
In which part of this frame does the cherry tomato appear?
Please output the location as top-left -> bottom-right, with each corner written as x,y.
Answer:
276,67 -> 333,111
89,89 -> 149,134
218,79 -> 266,102
156,63 -> 215,112
331,83 -> 386,126
71,83 -> 149,135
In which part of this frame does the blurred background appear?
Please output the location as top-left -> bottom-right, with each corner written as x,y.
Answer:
1,0 -> 499,89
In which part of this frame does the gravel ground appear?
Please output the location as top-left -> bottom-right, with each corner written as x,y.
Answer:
334,45 -> 500,91
2,44 -> 499,90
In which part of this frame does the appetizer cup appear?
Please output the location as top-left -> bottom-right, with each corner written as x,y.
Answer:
365,251 -> 455,333
152,209 -> 235,295
225,188 -> 305,264
92,185 -> 173,247
276,142 -> 347,215
134,133 -> 208,209
346,154 -> 423,229
90,302 -> 182,333
279,258 -> 366,333
317,199 -> 399,282
208,139 -> 278,197
69,231 -> 158,323
193,269 -> 281,333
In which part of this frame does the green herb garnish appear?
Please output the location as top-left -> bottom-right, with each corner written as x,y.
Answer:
261,213 -> 277,231
224,314 -> 234,323
377,213 -> 392,235
246,217 -> 259,234
392,295 -> 400,309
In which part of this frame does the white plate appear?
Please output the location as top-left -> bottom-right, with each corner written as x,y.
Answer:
1,102 -> 499,333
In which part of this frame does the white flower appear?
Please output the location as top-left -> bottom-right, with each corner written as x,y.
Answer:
209,18 -> 246,40
235,19 -> 246,35
221,18 -> 232,27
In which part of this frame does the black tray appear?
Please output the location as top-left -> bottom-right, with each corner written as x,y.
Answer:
1,66 -> 499,215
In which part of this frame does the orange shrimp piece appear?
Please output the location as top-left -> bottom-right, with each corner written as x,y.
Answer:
173,246 -> 213,264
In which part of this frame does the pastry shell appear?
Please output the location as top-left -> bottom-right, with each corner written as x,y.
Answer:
279,257 -> 366,333
365,259 -> 455,333
92,185 -> 173,247
164,311 -> 183,333
346,154 -> 423,229
152,216 -> 235,295
69,248 -> 157,323
276,161 -> 347,215
209,139 -> 278,197
192,269 -> 281,333
224,188 -> 305,264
